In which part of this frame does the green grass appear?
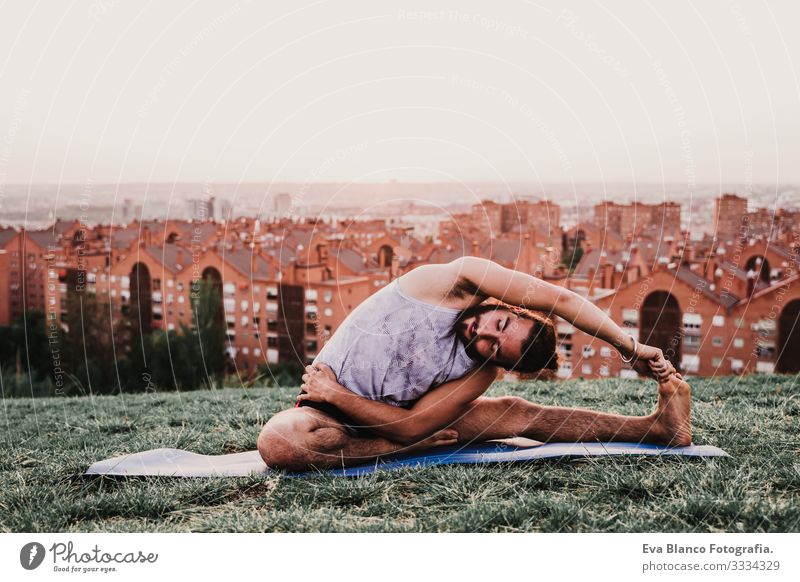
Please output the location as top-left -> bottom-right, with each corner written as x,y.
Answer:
1,375 -> 798,532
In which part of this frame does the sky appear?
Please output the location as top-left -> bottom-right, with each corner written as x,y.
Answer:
0,0 -> 798,187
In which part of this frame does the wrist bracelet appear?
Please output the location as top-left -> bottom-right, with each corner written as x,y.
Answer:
619,336 -> 637,363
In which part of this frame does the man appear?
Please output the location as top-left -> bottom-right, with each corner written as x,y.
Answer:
257,256 -> 690,471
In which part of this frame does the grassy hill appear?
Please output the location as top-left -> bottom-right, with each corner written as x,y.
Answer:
1,375 -> 798,532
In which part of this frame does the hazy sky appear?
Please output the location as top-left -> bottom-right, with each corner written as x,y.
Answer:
0,0 -> 798,187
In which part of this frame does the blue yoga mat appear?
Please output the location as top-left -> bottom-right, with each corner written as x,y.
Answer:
84,439 -> 728,478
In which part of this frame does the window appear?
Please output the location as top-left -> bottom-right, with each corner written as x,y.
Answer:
681,354 -> 700,373
682,312 -> 702,334
756,361 -> 775,373
267,349 -> 279,364
323,291 -> 332,303
600,346 -> 612,358
712,336 -> 723,347
712,315 -> 725,327
712,357 -> 723,367
267,319 -> 278,331
167,279 -> 174,288
240,300 -> 249,312
266,286 -> 278,299
177,281 -> 184,292
305,289 -> 318,302
153,278 -> 161,291
306,322 -> 317,335
622,308 -> 638,327
254,348 -> 261,357
224,298 -> 236,313
755,341 -> 776,359
581,345 -> 595,358
241,315 -> 248,327
223,282 -> 236,295
754,319 -> 776,336
242,347 -> 249,355
323,307 -> 333,317
120,275 -> 130,289
599,364 -> 610,377
178,295 -> 184,304
683,335 -> 701,349
733,337 -> 744,349
581,364 -> 592,375
267,336 -> 278,347
266,302 -> 278,313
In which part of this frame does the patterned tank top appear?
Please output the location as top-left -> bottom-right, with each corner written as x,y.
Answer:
311,278 -> 477,407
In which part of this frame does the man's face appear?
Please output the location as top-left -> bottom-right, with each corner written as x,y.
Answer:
455,307 -> 535,367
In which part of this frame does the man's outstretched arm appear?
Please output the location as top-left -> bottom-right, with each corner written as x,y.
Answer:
298,363 -> 497,444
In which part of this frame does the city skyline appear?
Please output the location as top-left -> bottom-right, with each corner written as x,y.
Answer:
2,191 -> 798,383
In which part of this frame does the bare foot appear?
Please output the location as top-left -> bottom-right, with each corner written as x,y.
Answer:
405,428 -> 459,452
651,373 -> 692,446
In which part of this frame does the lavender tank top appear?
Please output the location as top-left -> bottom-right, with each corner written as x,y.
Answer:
312,278 -> 477,407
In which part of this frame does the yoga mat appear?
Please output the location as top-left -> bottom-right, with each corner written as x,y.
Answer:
84,439 -> 728,478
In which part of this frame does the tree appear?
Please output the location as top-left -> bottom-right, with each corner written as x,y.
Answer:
562,245 -> 584,273
61,287 -> 121,395
188,277 -> 226,385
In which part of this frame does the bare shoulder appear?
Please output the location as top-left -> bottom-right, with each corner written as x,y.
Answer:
397,258 -> 488,309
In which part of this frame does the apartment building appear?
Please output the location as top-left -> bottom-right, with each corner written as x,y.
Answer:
593,201 -> 682,239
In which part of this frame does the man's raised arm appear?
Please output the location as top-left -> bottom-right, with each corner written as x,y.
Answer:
298,363 -> 497,444
449,256 -> 672,379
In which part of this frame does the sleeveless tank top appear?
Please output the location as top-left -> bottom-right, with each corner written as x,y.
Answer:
311,278 -> 477,407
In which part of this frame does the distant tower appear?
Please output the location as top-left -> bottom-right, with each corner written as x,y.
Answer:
714,193 -> 748,243
274,192 -> 292,216
220,199 -> 233,222
207,196 -> 216,222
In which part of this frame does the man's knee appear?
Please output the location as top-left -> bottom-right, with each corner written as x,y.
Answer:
493,395 -> 530,411
257,408 -> 320,470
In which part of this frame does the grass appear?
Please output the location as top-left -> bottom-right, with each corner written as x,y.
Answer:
1,375 -> 798,532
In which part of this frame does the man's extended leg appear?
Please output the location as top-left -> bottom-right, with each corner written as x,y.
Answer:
257,407 -> 458,471
449,374 -> 692,446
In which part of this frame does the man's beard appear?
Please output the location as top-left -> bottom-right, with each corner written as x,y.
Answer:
452,303 -> 504,362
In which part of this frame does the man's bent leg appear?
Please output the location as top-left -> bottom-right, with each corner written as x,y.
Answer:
449,374 -> 692,447
257,407 -> 457,471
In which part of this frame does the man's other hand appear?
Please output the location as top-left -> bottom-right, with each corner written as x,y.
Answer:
298,363 -> 349,404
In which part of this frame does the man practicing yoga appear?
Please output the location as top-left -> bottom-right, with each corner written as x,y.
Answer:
257,256 -> 691,471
